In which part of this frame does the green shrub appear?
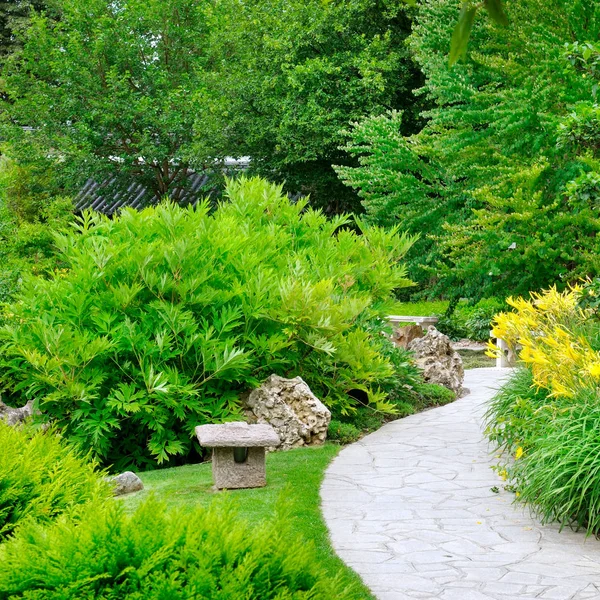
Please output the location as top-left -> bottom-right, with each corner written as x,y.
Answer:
485,368 -> 552,454
0,177 -> 414,469
0,497 -> 360,599
437,298 -> 506,341
415,383 -> 456,408
0,157 -> 72,303
0,421 -> 109,542
328,419 -> 361,444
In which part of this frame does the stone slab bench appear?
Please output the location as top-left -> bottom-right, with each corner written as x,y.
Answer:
195,422 -> 280,490
387,315 -> 439,329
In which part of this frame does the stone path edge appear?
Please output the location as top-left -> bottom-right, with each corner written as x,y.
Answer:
321,368 -> 600,600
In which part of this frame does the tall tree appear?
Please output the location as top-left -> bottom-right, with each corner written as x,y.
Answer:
1,0 -> 220,201
339,0 -> 600,299
0,0 -> 53,57
202,0 -> 425,213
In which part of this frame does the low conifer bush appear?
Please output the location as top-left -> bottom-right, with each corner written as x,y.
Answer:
0,421 -> 109,542
0,497 -> 361,599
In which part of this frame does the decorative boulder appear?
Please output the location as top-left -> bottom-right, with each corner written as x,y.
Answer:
0,399 -> 35,426
108,471 -> 144,496
408,326 -> 465,395
393,324 -> 424,349
244,375 -> 331,450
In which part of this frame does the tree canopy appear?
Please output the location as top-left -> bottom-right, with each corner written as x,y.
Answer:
1,0 -> 220,200
339,0 -> 600,299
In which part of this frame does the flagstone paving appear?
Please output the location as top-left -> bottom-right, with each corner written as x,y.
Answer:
321,368 -> 600,600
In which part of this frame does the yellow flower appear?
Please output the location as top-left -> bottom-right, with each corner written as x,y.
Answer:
515,446 -> 524,460
587,363 -> 600,379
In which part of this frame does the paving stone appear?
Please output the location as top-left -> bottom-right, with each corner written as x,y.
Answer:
321,368 -> 600,599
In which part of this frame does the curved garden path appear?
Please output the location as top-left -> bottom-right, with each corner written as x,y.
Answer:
321,368 -> 600,600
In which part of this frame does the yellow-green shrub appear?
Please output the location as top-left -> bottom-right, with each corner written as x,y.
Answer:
0,421 -> 109,542
0,176 -> 415,469
0,497 -> 361,599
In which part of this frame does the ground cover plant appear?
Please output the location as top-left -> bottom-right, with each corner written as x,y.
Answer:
0,176 -> 415,470
0,496 -> 364,600
486,286 -> 600,533
0,421 -> 109,542
328,379 -> 456,444
120,445 -> 372,598
0,443 -> 367,599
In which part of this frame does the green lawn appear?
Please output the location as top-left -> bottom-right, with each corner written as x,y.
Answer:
394,300 -> 449,316
457,349 -> 496,369
120,444 -> 373,599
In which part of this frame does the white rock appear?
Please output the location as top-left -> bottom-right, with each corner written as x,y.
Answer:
244,375 -> 331,450
108,471 -> 144,496
0,399 -> 34,426
408,326 -> 465,395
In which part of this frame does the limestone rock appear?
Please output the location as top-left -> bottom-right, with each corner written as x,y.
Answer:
0,399 -> 34,426
408,326 -> 464,395
393,324 -> 424,349
108,471 -> 144,496
244,375 -> 331,450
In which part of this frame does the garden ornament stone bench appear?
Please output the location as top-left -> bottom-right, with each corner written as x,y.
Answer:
195,422 -> 281,490
387,315 -> 439,329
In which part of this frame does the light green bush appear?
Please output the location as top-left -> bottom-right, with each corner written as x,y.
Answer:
0,421 -> 109,542
0,176 -> 415,469
415,383 -> 456,408
328,419 -> 361,444
0,497 -> 361,599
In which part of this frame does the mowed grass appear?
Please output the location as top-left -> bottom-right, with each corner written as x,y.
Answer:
457,349 -> 496,369
394,300 -> 449,316
120,444 -> 374,599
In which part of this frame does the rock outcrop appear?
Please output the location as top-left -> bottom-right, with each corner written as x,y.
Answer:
408,326 -> 465,395
0,399 -> 35,426
244,375 -> 331,450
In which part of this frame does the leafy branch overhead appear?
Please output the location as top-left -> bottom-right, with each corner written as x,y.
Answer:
449,0 -> 508,66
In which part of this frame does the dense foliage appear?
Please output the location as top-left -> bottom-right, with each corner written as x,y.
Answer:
0,421 -> 109,542
437,298 -> 507,342
204,0 -> 424,212
487,287 -> 600,533
0,177 -> 414,469
1,0 -> 427,213
1,0 -> 220,200
0,158 -> 72,302
339,0 -> 600,299
0,497 -> 361,599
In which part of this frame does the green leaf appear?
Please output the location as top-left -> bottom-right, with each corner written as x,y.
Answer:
483,0 -> 508,26
449,2 -> 478,67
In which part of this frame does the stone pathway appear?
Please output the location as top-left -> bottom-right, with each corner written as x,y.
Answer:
321,368 -> 600,600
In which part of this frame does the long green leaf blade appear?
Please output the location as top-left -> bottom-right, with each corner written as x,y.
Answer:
449,2 -> 478,67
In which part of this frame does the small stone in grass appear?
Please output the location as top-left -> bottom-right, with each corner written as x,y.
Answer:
108,471 -> 144,496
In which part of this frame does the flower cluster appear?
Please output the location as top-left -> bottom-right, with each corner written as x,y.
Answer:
488,286 -> 600,399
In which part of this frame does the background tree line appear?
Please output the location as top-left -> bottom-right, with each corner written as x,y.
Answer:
1,0 -> 599,303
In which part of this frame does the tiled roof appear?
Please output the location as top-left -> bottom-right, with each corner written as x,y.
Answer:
73,171 -> 213,215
